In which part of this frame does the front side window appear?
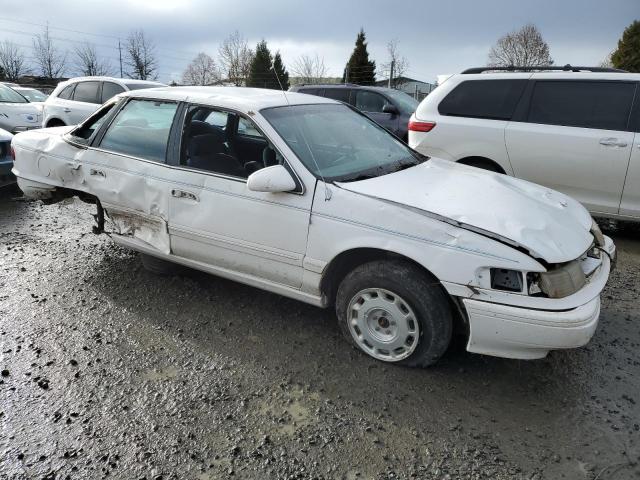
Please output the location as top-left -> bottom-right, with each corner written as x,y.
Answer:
181,105 -> 282,179
324,88 -> 351,103
99,99 -> 178,162
262,103 -> 425,182
528,81 -> 636,131
0,84 -> 28,103
438,79 -> 527,120
101,82 -> 125,103
73,81 -> 100,104
355,91 -> 387,113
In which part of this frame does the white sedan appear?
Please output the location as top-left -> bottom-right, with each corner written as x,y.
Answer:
0,83 -> 41,133
11,87 -> 616,366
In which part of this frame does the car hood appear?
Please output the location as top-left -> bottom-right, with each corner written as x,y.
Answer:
335,158 -> 594,263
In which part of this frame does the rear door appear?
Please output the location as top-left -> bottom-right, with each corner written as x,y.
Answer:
505,78 -> 636,214
81,97 -> 180,252
354,90 -> 399,135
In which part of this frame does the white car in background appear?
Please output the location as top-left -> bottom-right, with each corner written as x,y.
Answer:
408,66 -> 640,222
42,76 -> 165,127
0,83 -> 42,133
12,86 -> 48,103
12,87 -> 615,366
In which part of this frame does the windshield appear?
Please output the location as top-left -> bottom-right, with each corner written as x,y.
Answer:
0,84 -> 28,103
261,103 -> 426,182
384,89 -> 419,115
16,88 -> 47,102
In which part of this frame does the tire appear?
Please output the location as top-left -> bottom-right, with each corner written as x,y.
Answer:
335,260 -> 452,367
140,253 -> 182,276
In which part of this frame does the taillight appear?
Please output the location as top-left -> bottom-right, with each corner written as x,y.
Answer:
408,120 -> 436,132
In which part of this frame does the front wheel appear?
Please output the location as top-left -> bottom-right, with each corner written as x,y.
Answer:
335,260 -> 452,367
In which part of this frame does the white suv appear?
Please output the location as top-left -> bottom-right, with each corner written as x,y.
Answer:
409,66 -> 640,221
42,76 -> 165,128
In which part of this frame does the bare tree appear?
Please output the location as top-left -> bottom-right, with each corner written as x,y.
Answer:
381,39 -> 409,87
488,23 -> 553,68
124,29 -> 157,80
32,24 -> 67,79
291,53 -> 328,84
0,41 -> 29,81
182,52 -> 220,85
218,31 -> 253,85
74,42 -> 112,76
599,50 -> 614,68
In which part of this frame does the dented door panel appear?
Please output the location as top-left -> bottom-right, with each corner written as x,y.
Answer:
80,148 -> 172,253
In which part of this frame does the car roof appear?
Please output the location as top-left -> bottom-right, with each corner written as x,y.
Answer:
62,76 -> 167,86
449,71 -> 640,81
123,86 -> 338,113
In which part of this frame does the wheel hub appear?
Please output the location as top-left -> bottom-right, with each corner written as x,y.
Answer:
347,288 -> 419,362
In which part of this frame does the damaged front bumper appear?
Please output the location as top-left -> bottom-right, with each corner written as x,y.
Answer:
459,236 -> 614,360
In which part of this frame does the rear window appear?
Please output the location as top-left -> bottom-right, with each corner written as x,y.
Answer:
57,84 -> 75,100
438,79 -> 527,120
298,88 -> 320,96
528,81 -> 636,131
101,82 -> 126,103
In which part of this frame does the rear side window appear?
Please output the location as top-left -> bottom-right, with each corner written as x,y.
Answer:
73,81 -> 100,104
299,88 -> 319,96
99,99 -> 178,162
324,88 -> 351,103
438,80 -> 527,120
528,81 -> 636,131
57,84 -> 75,100
355,91 -> 387,113
101,82 -> 125,103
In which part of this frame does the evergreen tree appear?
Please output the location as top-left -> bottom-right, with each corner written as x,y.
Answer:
247,40 -> 279,89
611,20 -> 640,72
272,51 -> 290,90
342,29 -> 376,85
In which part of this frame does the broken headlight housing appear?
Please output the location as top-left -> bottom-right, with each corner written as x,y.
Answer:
527,260 -> 586,299
490,268 -> 524,293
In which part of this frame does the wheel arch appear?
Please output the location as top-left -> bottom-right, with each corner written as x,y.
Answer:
319,247 -> 468,335
45,117 -> 66,128
456,156 -> 506,174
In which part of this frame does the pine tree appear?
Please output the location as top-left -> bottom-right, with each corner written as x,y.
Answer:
272,51 -> 289,90
342,29 -> 376,85
611,20 -> 640,72
247,40 -> 280,89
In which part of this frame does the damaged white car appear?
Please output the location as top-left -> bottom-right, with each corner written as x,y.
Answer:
12,87 -> 616,366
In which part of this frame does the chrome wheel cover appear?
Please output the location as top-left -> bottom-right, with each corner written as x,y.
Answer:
346,288 -> 419,362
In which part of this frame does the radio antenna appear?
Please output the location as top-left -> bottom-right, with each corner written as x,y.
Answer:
270,59 -> 332,201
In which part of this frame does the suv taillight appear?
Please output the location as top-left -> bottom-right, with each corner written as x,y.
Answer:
408,120 -> 436,132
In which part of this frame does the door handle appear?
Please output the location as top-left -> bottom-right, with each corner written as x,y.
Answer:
599,137 -> 628,148
171,189 -> 198,201
63,108 -> 72,113
89,168 -> 105,177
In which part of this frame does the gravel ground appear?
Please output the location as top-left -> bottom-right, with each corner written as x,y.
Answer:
1,185 -> 639,480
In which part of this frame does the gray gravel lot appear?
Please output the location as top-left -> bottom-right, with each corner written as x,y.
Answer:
1,185 -> 639,479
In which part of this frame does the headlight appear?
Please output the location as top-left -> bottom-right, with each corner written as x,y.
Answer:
536,260 -> 586,298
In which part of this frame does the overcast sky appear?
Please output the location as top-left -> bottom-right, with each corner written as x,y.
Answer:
1,0 -> 637,83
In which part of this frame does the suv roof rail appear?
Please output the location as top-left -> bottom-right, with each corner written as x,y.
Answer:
461,65 -> 627,74
294,83 -> 360,88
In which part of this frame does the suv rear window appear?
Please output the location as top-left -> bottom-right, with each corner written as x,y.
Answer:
528,81 -> 636,131
73,81 -> 100,104
438,79 -> 527,120
323,88 -> 350,103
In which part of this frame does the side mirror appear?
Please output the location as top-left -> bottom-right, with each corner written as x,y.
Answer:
382,103 -> 399,115
247,165 -> 296,193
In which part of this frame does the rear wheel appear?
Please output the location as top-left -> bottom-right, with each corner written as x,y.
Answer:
46,119 -> 66,128
335,260 -> 452,367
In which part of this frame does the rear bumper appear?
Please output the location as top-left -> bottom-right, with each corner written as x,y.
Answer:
464,296 -> 600,359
